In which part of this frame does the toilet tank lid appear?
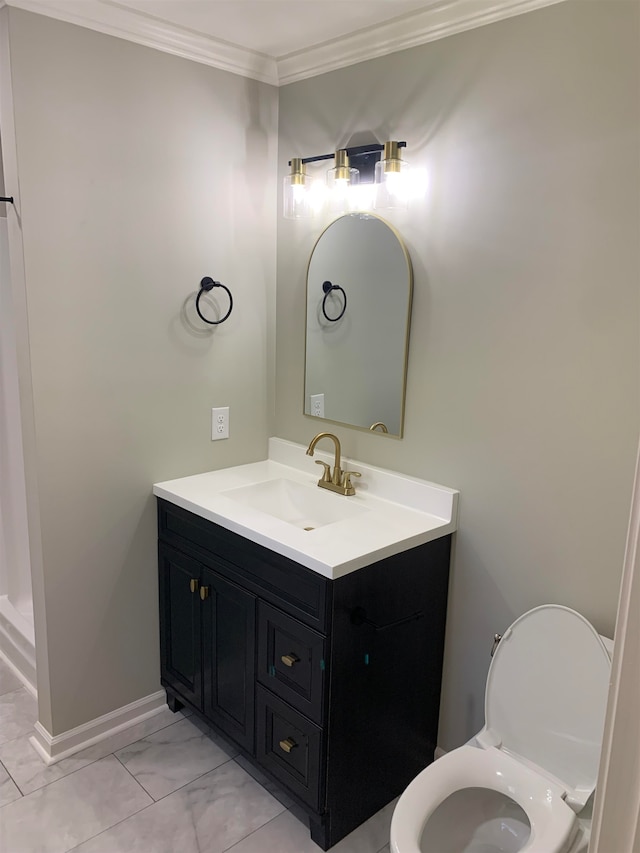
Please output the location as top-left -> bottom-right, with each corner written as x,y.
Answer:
485,604 -> 611,811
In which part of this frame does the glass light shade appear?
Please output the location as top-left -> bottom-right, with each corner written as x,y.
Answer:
373,141 -> 411,210
327,150 -> 359,214
283,158 -> 312,219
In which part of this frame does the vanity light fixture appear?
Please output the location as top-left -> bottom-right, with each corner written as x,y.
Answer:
283,141 -> 413,219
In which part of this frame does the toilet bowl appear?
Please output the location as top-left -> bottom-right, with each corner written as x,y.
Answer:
390,605 -> 611,853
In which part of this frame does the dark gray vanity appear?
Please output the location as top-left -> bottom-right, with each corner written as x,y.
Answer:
157,492 -> 452,848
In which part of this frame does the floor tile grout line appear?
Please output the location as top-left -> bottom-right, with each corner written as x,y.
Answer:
2,718 -> 225,806
65,755 -> 283,853
0,708 -> 197,798
2,679 -> 393,851
1,745 -> 128,801
0,755 -> 26,801
0,753 -> 156,853
135,754 -> 239,803
112,750 -> 161,800
0,749 -> 157,811
63,786 -> 158,853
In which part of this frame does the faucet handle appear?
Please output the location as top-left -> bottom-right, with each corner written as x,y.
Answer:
342,470 -> 361,494
315,460 -> 332,483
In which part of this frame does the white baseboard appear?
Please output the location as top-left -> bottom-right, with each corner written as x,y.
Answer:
0,597 -> 37,695
29,690 -> 168,765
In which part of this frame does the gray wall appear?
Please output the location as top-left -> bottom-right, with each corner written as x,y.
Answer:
0,133 -> 6,217
2,0 -> 639,749
2,8 -> 277,734
276,0 -> 640,749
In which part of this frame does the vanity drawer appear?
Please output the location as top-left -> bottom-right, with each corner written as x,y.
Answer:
257,602 -> 326,724
256,685 -> 323,810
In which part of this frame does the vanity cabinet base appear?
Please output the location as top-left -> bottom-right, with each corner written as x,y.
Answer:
166,693 -> 184,713
157,499 -> 451,850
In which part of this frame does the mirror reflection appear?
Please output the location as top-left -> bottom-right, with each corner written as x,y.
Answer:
304,214 -> 413,437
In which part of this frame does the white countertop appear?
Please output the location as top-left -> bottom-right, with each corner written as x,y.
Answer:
153,438 -> 459,580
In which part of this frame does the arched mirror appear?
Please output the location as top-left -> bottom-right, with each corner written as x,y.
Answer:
304,213 -> 413,437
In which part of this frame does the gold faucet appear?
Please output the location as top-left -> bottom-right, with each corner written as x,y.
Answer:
306,432 -> 361,496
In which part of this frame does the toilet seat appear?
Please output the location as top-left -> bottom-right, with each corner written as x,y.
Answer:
390,744 -> 578,853
391,606 -> 612,853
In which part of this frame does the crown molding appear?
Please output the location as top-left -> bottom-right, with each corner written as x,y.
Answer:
3,0 -> 279,85
3,0 -> 566,86
277,0 -> 567,85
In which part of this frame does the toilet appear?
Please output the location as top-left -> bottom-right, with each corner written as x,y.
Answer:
390,604 -> 612,853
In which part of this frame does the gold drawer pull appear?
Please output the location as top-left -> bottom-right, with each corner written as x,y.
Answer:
200,586 -> 209,600
279,737 -> 297,754
281,653 -> 299,667
189,578 -> 199,594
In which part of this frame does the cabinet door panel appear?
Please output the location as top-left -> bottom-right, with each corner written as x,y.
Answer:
158,543 -> 202,710
202,566 -> 256,753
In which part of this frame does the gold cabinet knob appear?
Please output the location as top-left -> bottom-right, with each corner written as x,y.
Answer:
279,737 -> 297,753
281,653 -> 299,667
189,578 -> 199,594
200,586 -> 209,600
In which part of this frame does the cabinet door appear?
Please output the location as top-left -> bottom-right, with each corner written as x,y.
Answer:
158,543 -> 203,710
201,565 -> 256,753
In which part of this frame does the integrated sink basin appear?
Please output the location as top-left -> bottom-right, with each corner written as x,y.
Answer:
222,477 -> 368,530
153,437 -> 459,579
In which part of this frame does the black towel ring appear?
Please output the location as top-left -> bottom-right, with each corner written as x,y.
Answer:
322,280 -> 347,322
196,276 -> 233,325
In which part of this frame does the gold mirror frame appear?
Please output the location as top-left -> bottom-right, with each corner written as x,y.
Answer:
303,213 -> 413,437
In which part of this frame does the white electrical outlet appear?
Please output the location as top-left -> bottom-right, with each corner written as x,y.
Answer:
211,406 -> 230,440
310,393 -> 325,418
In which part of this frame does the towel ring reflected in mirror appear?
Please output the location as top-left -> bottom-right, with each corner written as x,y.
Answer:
321,280 -> 347,322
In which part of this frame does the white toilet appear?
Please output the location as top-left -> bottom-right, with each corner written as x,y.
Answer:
390,604 -> 612,853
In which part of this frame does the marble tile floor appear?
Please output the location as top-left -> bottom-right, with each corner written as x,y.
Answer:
0,657 -> 392,853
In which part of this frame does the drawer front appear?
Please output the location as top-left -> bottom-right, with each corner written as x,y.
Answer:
256,686 -> 323,811
158,500 -> 329,631
257,602 -> 326,725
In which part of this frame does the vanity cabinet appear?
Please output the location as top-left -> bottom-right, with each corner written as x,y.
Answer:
157,498 -> 451,850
